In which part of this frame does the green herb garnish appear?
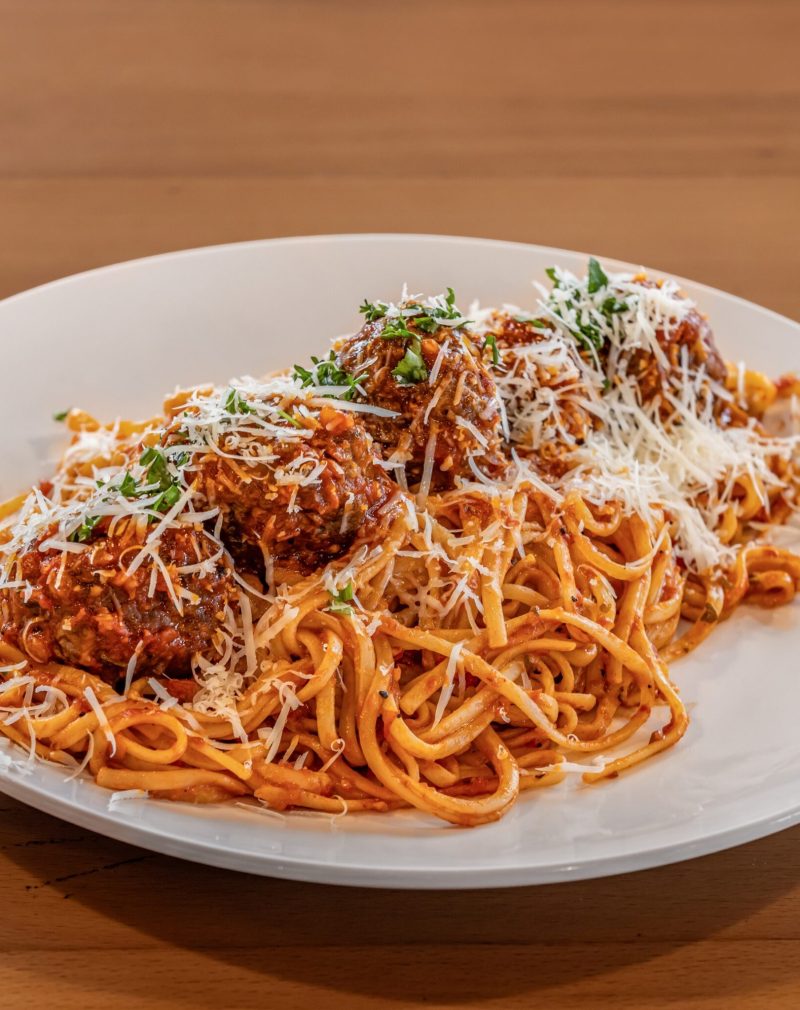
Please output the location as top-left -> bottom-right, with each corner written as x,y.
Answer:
359,299 -> 388,323
224,388 -> 255,415
72,443 -> 189,538
140,446 -> 171,487
138,446 -> 187,516
69,514 -> 101,543
484,333 -> 500,367
381,317 -> 416,341
118,472 -> 140,497
397,287 -> 468,334
363,291 -> 470,378
327,581 -> 355,615
292,352 -> 365,401
392,339 -> 428,384
151,483 -> 182,513
53,409 -> 70,422
276,408 -> 304,429
601,296 -> 627,316
573,321 -> 604,352
369,288 -> 470,341
541,258 -> 616,354
587,257 -> 609,294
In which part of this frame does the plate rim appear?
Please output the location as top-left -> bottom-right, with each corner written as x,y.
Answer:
1,752 -> 798,888
3,231 -> 798,331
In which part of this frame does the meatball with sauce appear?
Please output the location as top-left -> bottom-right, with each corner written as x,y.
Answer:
335,302 -> 507,488
1,520 -> 236,681
629,303 -> 727,406
172,393 -> 396,575
478,312 -> 595,477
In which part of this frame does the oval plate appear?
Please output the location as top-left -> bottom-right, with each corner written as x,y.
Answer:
1,234 -> 798,888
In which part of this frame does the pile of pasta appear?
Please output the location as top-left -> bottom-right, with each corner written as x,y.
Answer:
4,255 -> 800,828
2,456 -> 799,826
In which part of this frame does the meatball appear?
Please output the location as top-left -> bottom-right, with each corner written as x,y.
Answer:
2,521 -> 235,680
630,305 -> 727,405
336,309 -> 506,487
481,313 -> 595,475
178,400 -> 395,574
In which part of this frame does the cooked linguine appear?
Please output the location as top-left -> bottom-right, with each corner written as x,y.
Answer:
1,259 -> 798,826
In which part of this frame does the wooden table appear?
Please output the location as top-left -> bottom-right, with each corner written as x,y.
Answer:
1,1 -> 799,1007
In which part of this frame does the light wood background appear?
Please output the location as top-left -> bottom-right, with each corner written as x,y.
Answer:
1,1 -> 800,1008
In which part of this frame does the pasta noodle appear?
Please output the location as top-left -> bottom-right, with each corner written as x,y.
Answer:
1,261 -> 798,826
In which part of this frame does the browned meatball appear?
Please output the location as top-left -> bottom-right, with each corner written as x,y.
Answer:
336,311 -> 506,487
630,305 -> 727,405
481,313 -> 595,476
183,402 -> 395,574
1,521 -> 235,680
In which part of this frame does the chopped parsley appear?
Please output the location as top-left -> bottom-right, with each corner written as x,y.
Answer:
601,295 -> 628,317
368,288 -> 470,341
587,257 -> 609,294
70,442 -> 191,540
513,313 -> 552,332
359,298 -> 388,323
138,446 -> 188,516
572,321 -> 604,353
483,333 -> 500,367
441,287 -> 460,317
362,290 -> 471,383
140,446 -> 172,488
374,289 -> 472,384
151,483 -> 182,512
402,287 -> 467,333
69,514 -> 102,543
53,409 -> 70,422
276,408 -> 304,429
542,258 -> 620,354
224,388 -> 255,415
381,317 -> 416,342
392,339 -> 428,384
361,289 -> 465,328
292,352 -> 365,401
327,581 -> 355,615
118,472 -> 140,497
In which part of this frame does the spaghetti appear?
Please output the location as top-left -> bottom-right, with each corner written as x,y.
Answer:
1,261 -> 798,826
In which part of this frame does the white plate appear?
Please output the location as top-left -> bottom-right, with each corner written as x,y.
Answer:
1,234 -> 798,888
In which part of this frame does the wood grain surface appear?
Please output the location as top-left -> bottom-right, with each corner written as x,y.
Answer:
1,1 -> 799,1007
